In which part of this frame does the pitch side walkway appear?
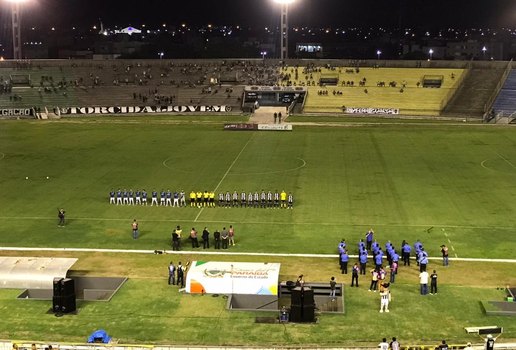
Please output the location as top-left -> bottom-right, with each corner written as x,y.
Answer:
2,341 -> 516,350
1,246 -> 516,263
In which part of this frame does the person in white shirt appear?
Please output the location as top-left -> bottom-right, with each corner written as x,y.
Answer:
378,338 -> 389,350
419,270 -> 429,295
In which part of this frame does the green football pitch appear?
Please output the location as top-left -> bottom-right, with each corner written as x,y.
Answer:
0,116 -> 515,346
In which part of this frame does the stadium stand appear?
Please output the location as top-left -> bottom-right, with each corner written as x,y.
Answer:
443,62 -> 507,118
493,69 -> 516,116
293,67 -> 465,115
1,59 -> 513,119
0,59 -> 282,114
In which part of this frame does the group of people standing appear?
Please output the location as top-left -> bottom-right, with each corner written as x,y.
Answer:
216,190 -> 294,209
335,228 -> 449,311
168,261 -> 187,288
110,189 -> 295,209
171,225 -> 236,250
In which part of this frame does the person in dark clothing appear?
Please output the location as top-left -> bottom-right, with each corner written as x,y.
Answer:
221,227 -> 229,249
351,262 -> 359,287
430,270 -> 438,294
58,208 -> 66,227
213,229 -> 221,249
438,340 -> 448,350
171,231 -> 180,251
202,227 -> 210,249
176,262 -> 185,288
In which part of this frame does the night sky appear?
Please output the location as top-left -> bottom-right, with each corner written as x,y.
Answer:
1,0 -> 515,29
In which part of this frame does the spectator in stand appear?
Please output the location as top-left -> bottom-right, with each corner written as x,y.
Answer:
483,334 -> 500,350
390,337 -> 400,350
438,340 -> 449,350
378,338 -> 389,350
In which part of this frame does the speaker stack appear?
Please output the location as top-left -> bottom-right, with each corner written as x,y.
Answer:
289,287 -> 315,322
52,277 -> 76,314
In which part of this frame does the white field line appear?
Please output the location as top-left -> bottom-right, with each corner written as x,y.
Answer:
0,216 -> 515,230
496,152 -> 516,168
194,134 -> 254,222
1,246 -> 516,263
442,228 -> 458,258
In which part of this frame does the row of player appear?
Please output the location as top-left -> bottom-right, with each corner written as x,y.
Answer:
109,189 -> 294,208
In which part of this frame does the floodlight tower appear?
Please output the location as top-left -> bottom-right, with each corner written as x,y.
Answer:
6,0 -> 28,59
274,0 -> 295,60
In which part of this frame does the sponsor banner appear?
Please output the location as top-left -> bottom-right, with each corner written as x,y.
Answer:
224,123 -> 258,131
0,108 -> 34,117
257,124 -> 293,131
60,105 -> 232,115
345,107 -> 399,115
186,261 -> 280,295
245,85 -> 307,92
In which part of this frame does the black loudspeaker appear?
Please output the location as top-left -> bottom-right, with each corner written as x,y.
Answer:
52,296 -> 62,313
302,304 -> 315,322
289,304 -> 302,322
52,295 -> 76,314
60,294 -> 76,313
302,287 -> 314,305
291,287 -> 303,305
60,278 -> 75,296
53,277 -> 64,296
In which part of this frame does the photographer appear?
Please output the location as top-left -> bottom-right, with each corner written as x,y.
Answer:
57,208 -> 65,227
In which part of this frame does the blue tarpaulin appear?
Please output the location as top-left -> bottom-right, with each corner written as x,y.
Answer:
87,329 -> 111,343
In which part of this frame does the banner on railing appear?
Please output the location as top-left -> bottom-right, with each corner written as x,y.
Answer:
257,124 -> 293,131
345,107 -> 399,115
224,123 -> 293,131
59,105 -> 232,115
0,108 -> 34,117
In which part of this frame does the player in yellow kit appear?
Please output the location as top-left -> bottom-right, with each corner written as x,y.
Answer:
189,191 -> 196,207
280,190 -> 287,208
196,191 -> 203,208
